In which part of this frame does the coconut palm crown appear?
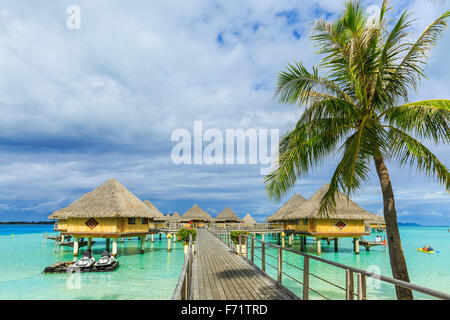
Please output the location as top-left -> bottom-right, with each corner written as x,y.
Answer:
265,0 -> 450,299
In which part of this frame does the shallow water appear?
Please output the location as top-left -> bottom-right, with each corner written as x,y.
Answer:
250,226 -> 450,300
0,225 -> 185,299
1,225 -> 449,300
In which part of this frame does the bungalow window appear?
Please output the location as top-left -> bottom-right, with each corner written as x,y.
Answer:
128,217 -> 136,225
303,219 -> 308,225
142,218 -> 148,224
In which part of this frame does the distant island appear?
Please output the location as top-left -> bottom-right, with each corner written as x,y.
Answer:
0,221 -> 53,225
398,222 -> 422,227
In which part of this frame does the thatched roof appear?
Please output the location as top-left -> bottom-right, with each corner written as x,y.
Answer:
266,193 -> 306,222
181,204 -> 213,222
366,214 -> 385,224
214,206 -> 241,222
242,213 -> 256,224
143,200 -> 167,221
48,178 -> 160,219
283,184 -> 375,220
169,212 -> 182,222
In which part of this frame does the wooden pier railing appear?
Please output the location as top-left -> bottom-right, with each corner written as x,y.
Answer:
171,234 -> 193,300
210,227 -> 450,300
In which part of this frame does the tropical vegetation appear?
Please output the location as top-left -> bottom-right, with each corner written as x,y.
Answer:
265,0 -> 450,299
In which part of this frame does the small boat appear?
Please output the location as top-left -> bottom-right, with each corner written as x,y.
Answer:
94,250 -> 115,267
73,251 -> 95,268
417,248 -> 435,254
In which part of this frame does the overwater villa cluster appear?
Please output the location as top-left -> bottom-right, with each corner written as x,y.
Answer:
266,184 -> 386,255
49,178 -> 385,258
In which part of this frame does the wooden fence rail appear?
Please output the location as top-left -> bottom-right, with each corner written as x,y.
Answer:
210,227 -> 450,300
171,234 -> 193,300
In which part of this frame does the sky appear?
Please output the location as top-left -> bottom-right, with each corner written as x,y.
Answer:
0,0 -> 449,225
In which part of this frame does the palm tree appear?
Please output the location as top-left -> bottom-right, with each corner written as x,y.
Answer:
265,0 -> 450,300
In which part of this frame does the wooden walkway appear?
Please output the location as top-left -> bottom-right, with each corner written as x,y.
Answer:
192,229 -> 297,300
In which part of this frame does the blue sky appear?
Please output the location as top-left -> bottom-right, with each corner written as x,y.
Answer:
0,0 -> 449,225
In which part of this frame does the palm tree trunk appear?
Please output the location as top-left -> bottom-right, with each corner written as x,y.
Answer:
374,156 -> 413,300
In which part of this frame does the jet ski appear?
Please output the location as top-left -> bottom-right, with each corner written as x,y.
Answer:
94,250 -> 115,267
73,251 -> 95,268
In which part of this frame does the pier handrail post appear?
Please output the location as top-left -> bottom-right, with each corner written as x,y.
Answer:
262,242 -> 266,272
251,237 -> 255,262
346,269 -> 355,300
277,247 -> 282,285
357,273 -> 367,300
239,234 -> 242,256
245,235 -> 249,259
303,256 -> 309,300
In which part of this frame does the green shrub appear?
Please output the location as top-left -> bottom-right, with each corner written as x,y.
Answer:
230,231 -> 246,244
176,228 -> 197,245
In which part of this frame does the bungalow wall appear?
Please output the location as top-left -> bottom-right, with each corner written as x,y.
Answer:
64,217 -> 149,234
311,218 -> 366,236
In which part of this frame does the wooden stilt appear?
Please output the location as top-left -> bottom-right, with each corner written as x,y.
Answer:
355,239 -> 360,254
105,238 -> 110,251
112,238 -> 118,257
140,236 -> 144,254
334,238 -> 339,252
300,236 -> 305,252
167,235 -> 172,252
151,234 -> 154,242
87,238 -> 92,251
288,234 -> 292,246
261,233 -> 265,241
317,239 -> 321,255
73,237 -> 79,257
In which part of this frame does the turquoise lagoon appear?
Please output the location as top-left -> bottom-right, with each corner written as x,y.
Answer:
0,225 -> 185,299
0,225 -> 449,299
251,226 -> 450,299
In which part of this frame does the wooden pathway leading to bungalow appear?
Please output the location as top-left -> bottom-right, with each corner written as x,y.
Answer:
191,229 -> 297,300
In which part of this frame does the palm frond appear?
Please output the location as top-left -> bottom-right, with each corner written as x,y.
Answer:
382,100 -> 450,143
388,127 -> 450,191
265,116 -> 354,200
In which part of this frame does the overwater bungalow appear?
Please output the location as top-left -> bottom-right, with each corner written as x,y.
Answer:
266,193 -> 307,229
242,213 -> 256,225
143,200 -> 167,229
366,214 -> 386,231
169,212 -> 182,223
214,206 -> 241,226
180,204 -> 213,228
280,184 -> 374,255
48,178 -> 160,257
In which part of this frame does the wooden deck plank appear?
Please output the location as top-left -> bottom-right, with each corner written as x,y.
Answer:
193,229 -> 296,300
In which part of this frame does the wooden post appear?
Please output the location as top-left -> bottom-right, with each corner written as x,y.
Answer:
262,243 -> 266,272
173,233 -> 177,242
105,238 -> 110,251
300,236 -> 305,252
346,269 -> 354,300
277,247 -> 282,284
261,233 -> 265,241
361,274 -> 367,300
288,234 -> 292,246
140,236 -> 145,254
251,237 -> 255,262
121,238 -> 124,243
159,233 -> 162,240
303,256 -> 310,300
112,238 -> 118,257
167,234 -> 172,252
145,235 -> 148,242
355,239 -> 360,255
87,238 -> 92,251
151,234 -> 154,242
334,238 -> 339,252
316,239 -> 321,255
281,235 -> 285,247
73,237 -> 79,257
357,273 -> 363,300
327,238 -> 331,246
